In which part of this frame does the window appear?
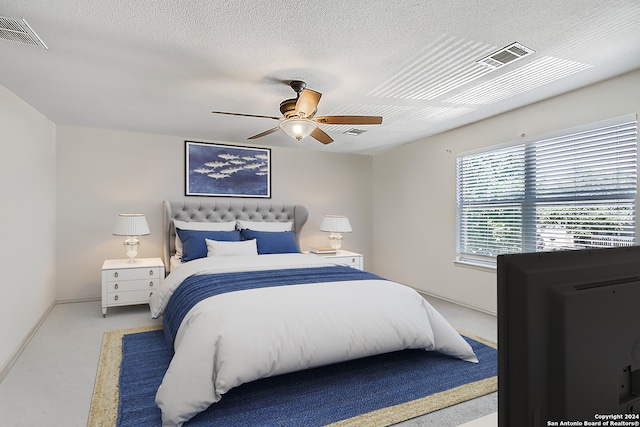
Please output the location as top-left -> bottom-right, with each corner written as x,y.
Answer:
456,114 -> 638,267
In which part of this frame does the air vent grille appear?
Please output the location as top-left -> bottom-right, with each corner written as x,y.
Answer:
0,16 -> 48,49
476,42 -> 533,69
343,128 -> 367,136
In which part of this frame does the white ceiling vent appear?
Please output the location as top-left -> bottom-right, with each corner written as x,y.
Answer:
343,128 -> 367,136
476,42 -> 533,69
0,16 -> 48,49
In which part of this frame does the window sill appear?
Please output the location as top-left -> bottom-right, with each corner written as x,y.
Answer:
453,259 -> 497,272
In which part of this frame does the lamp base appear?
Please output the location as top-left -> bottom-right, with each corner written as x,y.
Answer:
123,237 -> 140,263
328,233 -> 343,251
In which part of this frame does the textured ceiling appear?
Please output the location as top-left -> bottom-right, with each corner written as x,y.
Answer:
1,0 -> 639,154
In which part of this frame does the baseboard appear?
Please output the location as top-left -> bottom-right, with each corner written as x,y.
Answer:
55,296 -> 100,304
416,290 -> 497,317
0,301 -> 55,384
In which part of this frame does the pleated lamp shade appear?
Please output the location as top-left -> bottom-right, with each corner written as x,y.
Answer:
112,214 -> 150,236
319,215 -> 352,233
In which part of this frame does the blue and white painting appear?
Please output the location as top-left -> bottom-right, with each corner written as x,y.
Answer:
186,141 -> 271,198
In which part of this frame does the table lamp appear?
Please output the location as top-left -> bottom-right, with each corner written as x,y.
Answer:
112,214 -> 150,263
319,215 -> 352,251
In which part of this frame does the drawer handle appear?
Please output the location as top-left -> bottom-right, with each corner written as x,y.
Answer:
114,284 -> 118,290
114,295 -> 119,301
114,272 -> 119,278
149,281 -> 154,287
150,292 -> 153,298
149,269 -> 154,276
352,258 -> 356,263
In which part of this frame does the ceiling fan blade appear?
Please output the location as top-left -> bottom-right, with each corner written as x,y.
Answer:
314,115 -> 383,125
247,126 -> 281,140
212,111 -> 282,121
310,128 -> 334,145
295,89 -> 322,118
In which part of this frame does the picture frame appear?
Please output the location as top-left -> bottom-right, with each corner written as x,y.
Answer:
185,141 -> 271,198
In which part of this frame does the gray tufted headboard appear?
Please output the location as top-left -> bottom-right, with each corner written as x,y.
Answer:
163,200 -> 308,270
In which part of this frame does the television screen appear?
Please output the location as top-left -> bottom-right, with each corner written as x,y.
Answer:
498,246 -> 640,426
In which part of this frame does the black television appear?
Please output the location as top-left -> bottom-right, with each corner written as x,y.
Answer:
498,246 -> 640,426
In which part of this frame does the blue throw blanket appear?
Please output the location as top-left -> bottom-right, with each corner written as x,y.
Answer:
163,265 -> 384,350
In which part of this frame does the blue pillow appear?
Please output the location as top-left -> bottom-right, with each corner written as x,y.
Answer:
176,229 -> 241,262
239,230 -> 300,255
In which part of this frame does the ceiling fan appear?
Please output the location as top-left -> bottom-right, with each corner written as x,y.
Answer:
211,80 -> 383,145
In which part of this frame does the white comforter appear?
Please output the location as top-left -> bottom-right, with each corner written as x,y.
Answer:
150,254 -> 478,427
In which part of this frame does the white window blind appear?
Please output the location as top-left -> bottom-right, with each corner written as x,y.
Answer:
456,114 -> 638,267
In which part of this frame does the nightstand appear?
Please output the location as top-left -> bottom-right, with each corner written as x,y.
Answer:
311,250 -> 363,270
101,257 -> 165,317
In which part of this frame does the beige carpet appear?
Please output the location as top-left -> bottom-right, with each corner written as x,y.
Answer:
88,327 -> 497,427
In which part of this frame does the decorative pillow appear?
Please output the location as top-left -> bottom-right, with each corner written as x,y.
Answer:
176,229 -> 241,262
239,229 -> 300,255
236,220 -> 293,232
173,220 -> 236,256
206,239 -> 258,257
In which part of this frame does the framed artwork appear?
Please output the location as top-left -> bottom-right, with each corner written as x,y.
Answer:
185,141 -> 271,198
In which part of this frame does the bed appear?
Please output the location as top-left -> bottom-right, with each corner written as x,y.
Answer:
150,200 -> 478,427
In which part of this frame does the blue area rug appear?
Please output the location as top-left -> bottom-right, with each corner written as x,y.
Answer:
117,329 -> 497,427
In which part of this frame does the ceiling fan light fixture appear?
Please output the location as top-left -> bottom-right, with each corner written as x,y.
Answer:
279,118 -> 317,141
211,80 -> 381,146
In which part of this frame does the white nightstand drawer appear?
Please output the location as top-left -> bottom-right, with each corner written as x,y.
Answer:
106,289 -> 155,305
106,267 -> 161,281
106,279 -> 158,293
102,258 -> 165,317
308,250 -> 364,271
333,256 -> 362,269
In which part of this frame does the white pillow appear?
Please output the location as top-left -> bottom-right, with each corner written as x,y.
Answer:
236,220 -> 293,232
206,238 -> 258,257
174,219 -> 236,231
174,220 -> 236,256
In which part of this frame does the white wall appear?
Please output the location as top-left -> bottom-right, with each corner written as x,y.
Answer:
371,69 -> 640,314
55,126 -> 373,302
0,85 -> 56,374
